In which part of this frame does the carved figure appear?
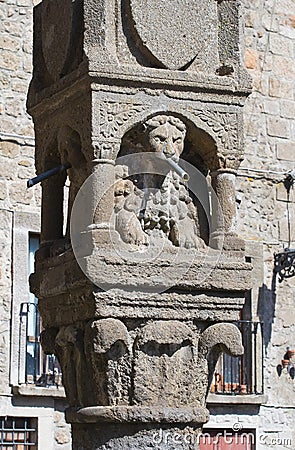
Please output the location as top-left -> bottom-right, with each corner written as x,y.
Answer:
115,114 -> 206,249
54,325 -> 92,407
84,319 -> 132,406
133,321 -> 200,407
114,178 -> 148,245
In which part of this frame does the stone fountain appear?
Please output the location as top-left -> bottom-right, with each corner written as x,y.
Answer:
28,1 -> 252,448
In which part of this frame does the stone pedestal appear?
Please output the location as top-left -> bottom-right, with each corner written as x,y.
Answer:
28,1 -> 252,449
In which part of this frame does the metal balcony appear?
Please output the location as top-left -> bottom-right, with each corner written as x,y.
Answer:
210,321 -> 264,395
21,302 -> 62,388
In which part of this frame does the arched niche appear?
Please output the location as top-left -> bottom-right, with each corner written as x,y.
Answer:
57,126 -> 87,237
40,134 -> 65,244
116,110 -> 219,173
116,112 -> 218,246
39,126 -> 87,244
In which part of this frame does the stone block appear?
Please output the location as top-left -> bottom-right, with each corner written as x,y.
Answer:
279,15 -> 295,39
11,79 -> 28,93
4,97 -> 24,117
279,214 -> 295,242
17,166 -> 34,180
0,34 -> 21,52
244,115 -> 266,137
9,180 -> 33,204
54,428 -> 70,445
276,0 -> 295,15
269,77 -> 293,98
269,33 -> 293,56
3,19 -> 22,37
267,117 -> 290,138
245,48 -> 259,69
17,0 -> 33,6
280,100 -> 295,119
0,159 -> 17,180
276,183 -> 294,202
0,181 -> 7,201
0,50 -> 21,70
252,74 -> 269,96
280,308 -> 295,327
262,13 -> 280,32
243,10 -> 256,28
263,99 -> 280,115
0,141 -> 20,158
23,54 -> 32,73
276,141 -> 295,161
0,72 -> 10,89
272,55 -> 295,78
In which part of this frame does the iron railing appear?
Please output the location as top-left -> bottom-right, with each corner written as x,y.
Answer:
20,302 -> 62,388
210,321 -> 264,395
0,417 -> 37,449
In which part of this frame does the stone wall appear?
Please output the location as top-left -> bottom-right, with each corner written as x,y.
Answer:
0,0 -> 37,394
0,0 -> 294,449
239,0 -> 295,406
204,1 -> 295,448
0,0 -> 71,448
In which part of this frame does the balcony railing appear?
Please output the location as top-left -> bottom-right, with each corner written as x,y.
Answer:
20,302 -> 62,388
210,321 -> 264,395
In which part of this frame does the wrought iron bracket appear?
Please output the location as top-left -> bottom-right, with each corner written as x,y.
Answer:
274,248 -> 295,282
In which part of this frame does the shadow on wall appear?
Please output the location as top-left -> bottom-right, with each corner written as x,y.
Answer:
257,273 -> 277,353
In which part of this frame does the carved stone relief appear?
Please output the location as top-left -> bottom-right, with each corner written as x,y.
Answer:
84,319 -> 132,407
114,114 -> 206,249
133,321 -> 200,407
99,102 -> 147,140
41,320 -> 243,410
29,0 -> 251,447
189,110 -> 241,170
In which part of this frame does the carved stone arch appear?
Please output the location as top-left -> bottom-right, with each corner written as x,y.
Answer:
116,109 -> 219,173
97,102 -> 232,172
38,128 -> 61,174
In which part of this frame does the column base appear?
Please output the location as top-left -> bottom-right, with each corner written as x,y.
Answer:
67,406 -> 209,450
210,231 -> 245,257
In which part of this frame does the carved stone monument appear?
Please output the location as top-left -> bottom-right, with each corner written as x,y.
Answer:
28,1 -> 252,449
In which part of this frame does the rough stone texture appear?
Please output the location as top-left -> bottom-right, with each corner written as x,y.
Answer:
27,1 -> 252,449
0,1 -> 294,450
0,0 -> 71,449
129,0 -> 217,70
205,0 -> 295,447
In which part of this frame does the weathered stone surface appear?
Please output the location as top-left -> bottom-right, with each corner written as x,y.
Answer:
28,1 -> 252,448
1,0 -> 295,448
129,0 -> 217,70
41,0 -> 73,81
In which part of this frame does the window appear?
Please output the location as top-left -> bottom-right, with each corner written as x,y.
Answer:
0,417 -> 37,449
200,429 -> 255,450
23,234 -> 62,387
26,234 -> 40,382
210,320 -> 264,395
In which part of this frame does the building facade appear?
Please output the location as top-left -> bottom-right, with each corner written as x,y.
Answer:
0,1 -> 294,449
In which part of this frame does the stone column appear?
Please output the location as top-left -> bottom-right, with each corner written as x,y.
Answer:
28,1 -> 252,449
210,169 -> 244,254
41,320 -> 243,450
90,159 -> 116,242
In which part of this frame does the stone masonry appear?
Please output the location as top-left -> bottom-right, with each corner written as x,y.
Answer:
27,1 -> 254,449
0,0 -> 71,448
0,1 -> 294,450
